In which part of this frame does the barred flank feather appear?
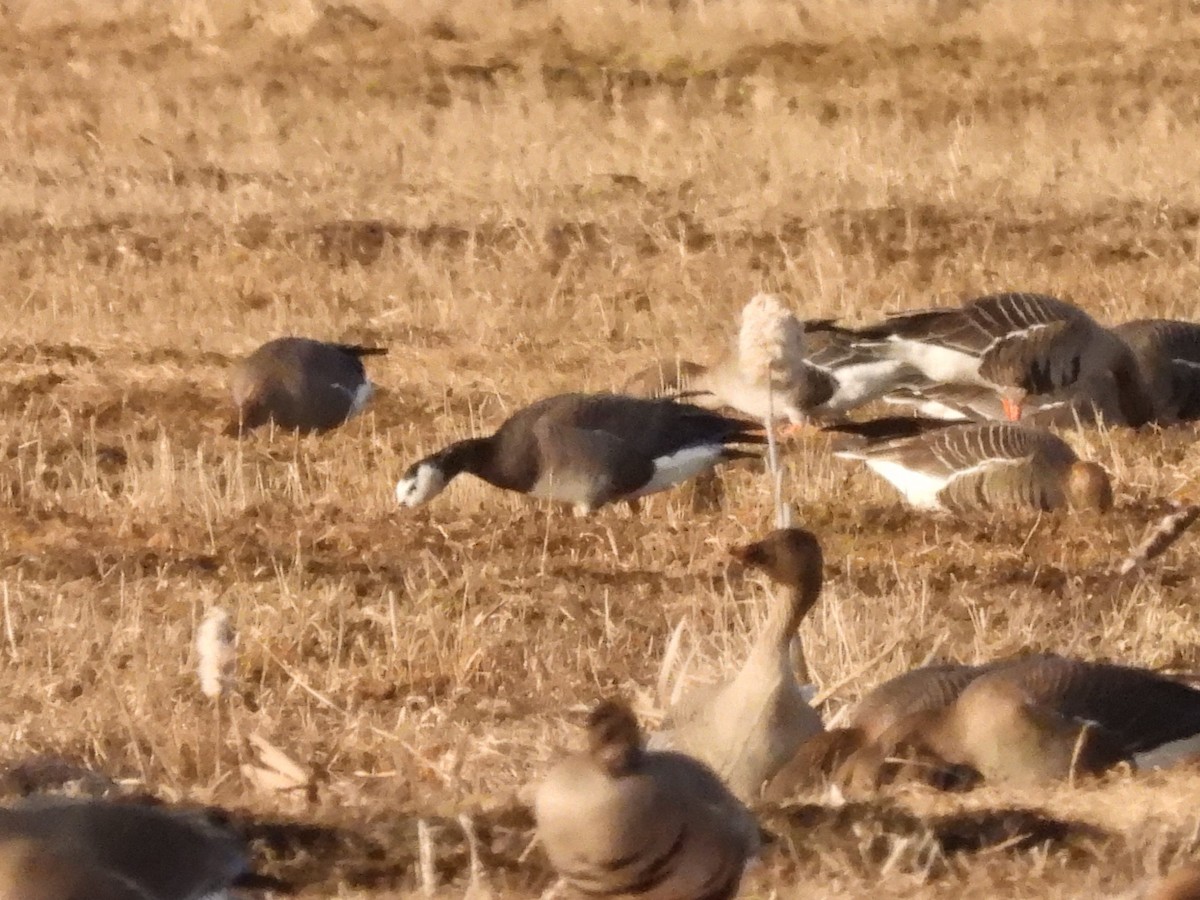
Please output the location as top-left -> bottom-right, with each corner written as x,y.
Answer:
1118,505 -> 1200,576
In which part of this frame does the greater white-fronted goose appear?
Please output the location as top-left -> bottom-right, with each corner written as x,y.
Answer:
841,654 -> 1200,789
1114,318 -> 1200,423
394,393 -> 763,515
228,337 -> 386,434
623,295 -> 915,422
851,292 -> 1154,425
648,528 -> 826,800
534,699 -> 758,900
0,796 -> 250,900
827,418 -> 1113,514
762,661 -> 994,798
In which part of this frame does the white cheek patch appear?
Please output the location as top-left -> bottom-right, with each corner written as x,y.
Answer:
395,462 -> 447,507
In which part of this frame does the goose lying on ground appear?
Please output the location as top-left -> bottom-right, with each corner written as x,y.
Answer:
535,699 -> 758,900
649,528 -> 826,800
0,796 -> 250,900
1114,318 -> 1200,423
827,417 -> 1113,514
395,393 -> 763,515
228,336 -> 386,434
624,294 -> 915,423
849,292 -> 1154,425
819,655 -> 1200,791
763,660 -> 994,798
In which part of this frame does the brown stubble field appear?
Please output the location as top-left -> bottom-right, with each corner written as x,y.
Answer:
3,0 -> 1200,896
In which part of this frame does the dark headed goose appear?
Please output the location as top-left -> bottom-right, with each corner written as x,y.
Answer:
535,699 -> 758,900
827,418 -> 1113,514
0,796 -> 250,900
1113,318 -> 1200,423
851,292 -> 1153,425
229,337 -> 386,434
395,393 -> 762,515
649,528 -> 825,800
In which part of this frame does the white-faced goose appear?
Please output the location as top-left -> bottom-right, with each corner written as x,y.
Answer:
534,699 -> 759,900
1113,318 -> 1200,423
394,393 -> 763,515
228,337 -> 386,434
827,417 -> 1113,514
850,292 -> 1154,425
0,796 -> 250,900
648,528 -> 826,800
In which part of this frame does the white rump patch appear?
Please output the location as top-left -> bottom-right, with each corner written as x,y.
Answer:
827,359 -> 915,409
348,381 -> 375,417
395,462 -> 448,507
630,445 -> 724,498
886,339 -> 982,383
862,458 -> 950,510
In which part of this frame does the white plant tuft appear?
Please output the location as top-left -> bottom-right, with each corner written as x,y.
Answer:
737,292 -> 807,386
196,607 -> 237,699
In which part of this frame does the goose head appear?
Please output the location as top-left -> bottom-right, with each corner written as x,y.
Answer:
1066,461 -> 1113,513
395,458 -> 449,507
731,528 -> 823,618
586,700 -> 643,776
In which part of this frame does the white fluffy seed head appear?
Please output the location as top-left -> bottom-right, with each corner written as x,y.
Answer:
737,293 -> 807,385
395,461 -> 448,507
196,607 -> 237,699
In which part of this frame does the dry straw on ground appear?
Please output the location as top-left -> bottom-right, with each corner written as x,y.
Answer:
2,0 -> 1200,896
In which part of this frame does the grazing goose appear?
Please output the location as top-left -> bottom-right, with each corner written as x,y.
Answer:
844,655 -> 1200,788
228,337 -> 386,434
649,528 -> 826,800
0,796 -> 250,900
395,393 -> 762,515
1113,318 -> 1200,423
851,292 -> 1154,425
827,418 -> 1113,514
762,661 -> 994,798
623,295 -> 915,422
535,699 -> 759,900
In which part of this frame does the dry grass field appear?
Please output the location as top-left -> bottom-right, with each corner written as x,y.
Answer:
4,0 -> 1200,896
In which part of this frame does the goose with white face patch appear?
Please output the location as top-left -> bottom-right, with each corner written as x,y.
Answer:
849,292 -> 1154,426
395,392 -> 763,514
826,417 -> 1113,515
228,337 -> 386,434
0,796 -> 252,900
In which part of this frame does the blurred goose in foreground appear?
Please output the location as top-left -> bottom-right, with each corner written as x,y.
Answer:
649,528 -> 826,800
850,292 -> 1154,425
625,294 -> 914,423
0,796 -> 250,900
228,336 -> 386,434
1114,318 -> 1200,423
535,699 -> 758,900
827,417 -> 1113,514
395,393 -> 762,515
